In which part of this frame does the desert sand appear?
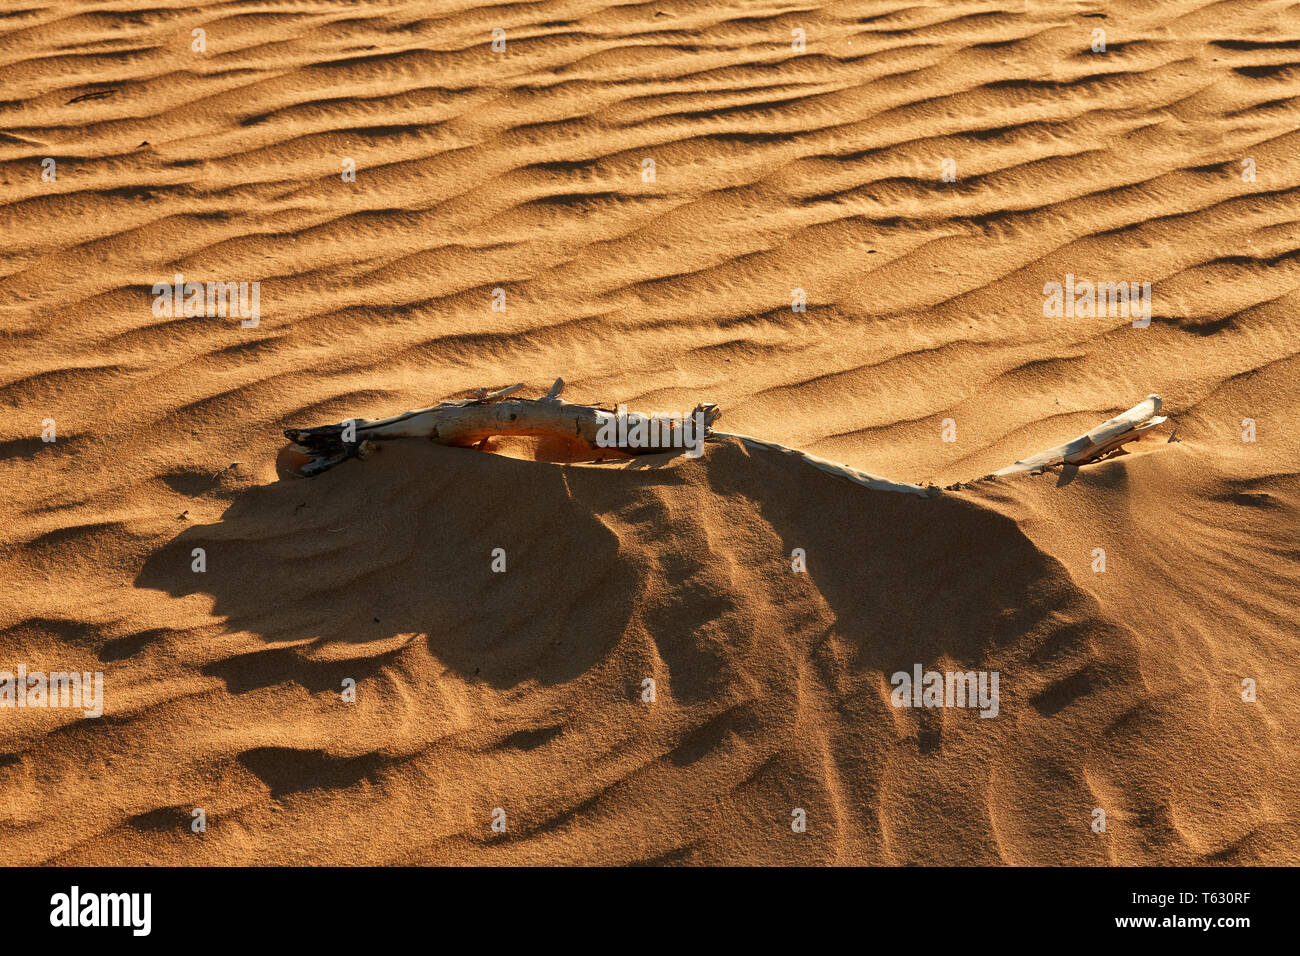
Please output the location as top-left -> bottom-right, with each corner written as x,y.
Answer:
1,0 -> 1297,865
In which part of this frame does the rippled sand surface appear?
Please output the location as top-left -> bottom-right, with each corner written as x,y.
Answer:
1,0 -> 1297,864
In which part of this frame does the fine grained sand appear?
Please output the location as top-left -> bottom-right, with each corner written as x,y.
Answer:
1,0 -> 1297,865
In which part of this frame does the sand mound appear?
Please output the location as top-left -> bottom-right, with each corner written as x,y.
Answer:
1,0 -> 1297,864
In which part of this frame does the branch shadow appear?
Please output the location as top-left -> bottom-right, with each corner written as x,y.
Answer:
135,442 -> 641,692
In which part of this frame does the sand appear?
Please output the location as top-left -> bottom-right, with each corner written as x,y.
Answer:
1,0 -> 1297,865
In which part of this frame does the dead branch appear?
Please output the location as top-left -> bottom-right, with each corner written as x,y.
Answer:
994,394 -> 1167,476
284,381 -> 1169,494
285,378 -> 720,476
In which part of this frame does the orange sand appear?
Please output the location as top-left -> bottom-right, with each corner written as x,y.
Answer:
1,0 -> 1297,864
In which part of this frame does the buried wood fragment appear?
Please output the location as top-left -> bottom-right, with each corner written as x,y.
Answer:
706,431 -> 933,497
993,394 -> 1167,477
284,378 -> 720,477
283,381 -> 1169,493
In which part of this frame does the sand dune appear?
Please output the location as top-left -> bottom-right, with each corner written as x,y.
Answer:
1,0 -> 1297,864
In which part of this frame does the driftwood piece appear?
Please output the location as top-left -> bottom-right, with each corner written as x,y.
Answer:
285,378 -> 720,476
284,380 -> 1169,492
709,431 -> 934,497
994,395 -> 1167,477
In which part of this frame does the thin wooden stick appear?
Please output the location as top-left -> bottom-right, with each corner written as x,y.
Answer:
284,383 -> 1167,493
994,395 -> 1167,476
708,432 -> 934,497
